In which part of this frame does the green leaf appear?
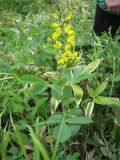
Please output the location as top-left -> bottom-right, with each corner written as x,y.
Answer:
72,84 -> 83,106
85,101 -> 94,118
1,132 -> 11,160
72,72 -> 95,83
69,125 -> 80,136
51,84 -> 63,100
65,116 -> 93,124
72,66 -> 84,82
53,122 -> 72,143
67,108 -> 82,116
52,113 -> 66,160
39,115 -> 62,126
83,59 -> 100,73
31,82 -> 48,95
94,96 -> 120,111
10,115 -> 29,160
62,86 -> 73,101
34,118 -> 40,160
87,86 -> 94,98
44,72 -> 58,80
109,75 -> 120,82
20,75 -> 42,83
60,69 -> 73,84
69,152 -> 80,160
28,125 -> 50,160
93,79 -> 108,97
50,97 -> 61,115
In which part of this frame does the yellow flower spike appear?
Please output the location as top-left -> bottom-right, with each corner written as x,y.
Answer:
61,53 -> 66,59
52,32 -> 58,40
73,52 -> 78,58
76,57 -> 81,62
64,51 -> 69,56
64,24 -> 72,34
57,59 -> 65,65
52,27 -> 61,40
67,51 -> 73,58
55,27 -> 62,37
53,41 -> 62,49
66,14 -> 72,21
67,35 -> 75,44
62,56 -> 67,62
65,44 -> 71,51
68,30 -> 75,35
52,22 -> 60,28
52,13 -> 59,18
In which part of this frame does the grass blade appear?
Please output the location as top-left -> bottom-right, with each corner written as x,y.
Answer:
28,125 -> 50,160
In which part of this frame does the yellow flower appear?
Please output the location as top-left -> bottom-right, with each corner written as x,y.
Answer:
72,52 -> 78,58
62,56 -> 67,62
66,14 -> 72,21
55,27 -> 61,36
52,22 -> 60,28
64,24 -> 72,34
76,57 -> 81,62
57,59 -> 65,65
67,35 -> 75,44
61,53 -> 66,59
52,32 -> 58,40
67,51 -> 73,58
53,41 -> 62,49
65,44 -> 71,50
52,13 -> 59,18
52,28 -> 61,40
68,30 -> 75,35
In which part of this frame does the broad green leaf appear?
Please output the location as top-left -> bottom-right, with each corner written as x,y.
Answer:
67,108 -> 82,116
50,97 -> 61,114
65,116 -> 93,124
51,84 -> 63,100
83,59 -> 100,73
109,75 -> 120,82
28,126 -> 50,160
53,122 -> 72,143
72,84 -> 83,106
93,79 -> 108,97
39,114 -> 63,126
94,96 -> 120,111
48,114 -> 63,121
69,125 -> 80,136
20,75 -> 42,83
31,82 -> 48,95
85,101 -> 94,118
72,66 -> 84,82
72,73 -> 95,84
60,69 -> 73,84
87,86 -> 94,98
62,86 -> 73,101
44,72 -> 58,80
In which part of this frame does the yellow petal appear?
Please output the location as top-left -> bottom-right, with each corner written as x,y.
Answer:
68,30 -> 75,35
64,24 -> 72,33
66,14 -> 72,21
67,35 -> 75,44
52,22 -> 60,28
53,41 -> 62,49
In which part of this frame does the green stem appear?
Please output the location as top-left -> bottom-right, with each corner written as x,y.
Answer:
109,56 -> 115,97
